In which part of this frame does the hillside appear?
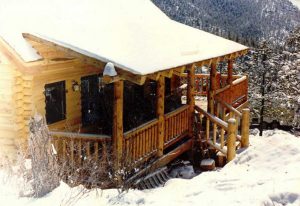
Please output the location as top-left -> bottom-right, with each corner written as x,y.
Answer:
153,0 -> 300,44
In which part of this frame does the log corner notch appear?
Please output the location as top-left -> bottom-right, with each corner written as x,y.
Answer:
113,80 -> 124,180
187,64 -> 195,137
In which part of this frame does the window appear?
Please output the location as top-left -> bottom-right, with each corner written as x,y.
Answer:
44,81 -> 66,124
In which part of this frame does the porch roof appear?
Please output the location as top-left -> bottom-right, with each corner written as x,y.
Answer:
0,0 -> 248,75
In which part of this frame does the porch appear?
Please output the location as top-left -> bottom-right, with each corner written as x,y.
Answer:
49,59 -> 249,186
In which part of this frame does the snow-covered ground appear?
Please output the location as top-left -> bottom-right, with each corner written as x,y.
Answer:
0,130 -> 300,206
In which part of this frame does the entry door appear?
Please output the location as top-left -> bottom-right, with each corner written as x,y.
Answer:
81,75 -> 100,127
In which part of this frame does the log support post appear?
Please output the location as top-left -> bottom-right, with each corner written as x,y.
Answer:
170,75 -> 180,93
227,59 -> 234,85
241,108 -> 250,148
227,118 -> 237,162
208,62 -> 217,114
157,75 -> 165,157
113,80 -> 124,179
187,64 -> 195,137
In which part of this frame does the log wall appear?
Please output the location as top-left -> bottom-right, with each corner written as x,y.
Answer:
0,52 -> 35,159
32,59 -> 104,132
1,50 -> 105,161
0,58 -> 18,160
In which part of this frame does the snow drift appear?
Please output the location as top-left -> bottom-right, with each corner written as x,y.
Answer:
0,129 -> 300,205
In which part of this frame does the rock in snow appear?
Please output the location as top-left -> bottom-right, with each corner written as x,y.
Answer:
0,130 -> 300,205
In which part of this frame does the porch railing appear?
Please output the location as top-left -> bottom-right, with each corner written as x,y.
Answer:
164,105 -> 189,147
195,105 -> 249,161
214,98 -> 250,148
50,131 -> 111,167
182,73 -> 241,96
123,119 -> 159,165
194,74 -> 210,96
215,75 -> 248,106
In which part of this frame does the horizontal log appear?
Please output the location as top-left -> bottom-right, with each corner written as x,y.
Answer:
164,105 -> 189,119
0,117 -> 15,125
50,131 -> 111,141
232,75 -> 247,85
124,118 -> 158,138
215,98 -> 242,117
181,73 -> 242,79
236,101 -> 249,112
0,129 -> 16,138
215,84 -> 230,95
164,131 -> 189,148
207,140 -> 227,155
0,89 -> 13,95
215,75 -> 247,95
0,108 -> 13,114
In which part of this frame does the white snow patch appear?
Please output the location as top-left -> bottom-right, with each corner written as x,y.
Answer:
290,0 -> 300,9
200,158 -> 215,166
1,130 -> 300,205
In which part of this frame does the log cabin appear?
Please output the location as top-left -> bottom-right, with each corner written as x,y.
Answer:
0,0 -> 250,186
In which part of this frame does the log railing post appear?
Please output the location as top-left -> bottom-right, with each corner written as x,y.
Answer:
156,75 -> 165,157
227,118 -> 237,162
113,80 -> 124,176
187,64 -> 195,137
227,59 -> 234,85
241,108 -> 250,148
208,62 -> 217,114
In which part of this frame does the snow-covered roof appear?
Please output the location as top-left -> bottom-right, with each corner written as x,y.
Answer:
0,0 -> 248,75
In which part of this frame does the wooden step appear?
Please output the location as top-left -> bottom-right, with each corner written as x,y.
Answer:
134,167 -> 170,190
200,158 -> 215,171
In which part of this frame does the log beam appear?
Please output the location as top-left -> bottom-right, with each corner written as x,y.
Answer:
156,76 -> 165,157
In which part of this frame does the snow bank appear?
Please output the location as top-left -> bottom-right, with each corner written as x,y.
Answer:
1,130 -> 300,205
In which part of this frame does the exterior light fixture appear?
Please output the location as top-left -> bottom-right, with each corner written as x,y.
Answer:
103,62 -> 117,77
72,80 -> 80,92
103,62 -> 120,83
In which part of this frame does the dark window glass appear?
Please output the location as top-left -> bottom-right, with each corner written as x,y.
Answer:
44,81 -> 66,124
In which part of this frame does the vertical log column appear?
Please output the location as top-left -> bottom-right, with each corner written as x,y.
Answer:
113,80 -> 124,174
208,62 -> 217,114
187,64 -> 195,137
227,59 -> 234,85
241,108 -> 250,148
170,75 -> 181,93
227,118 -> 237,162
156,75 -> 165,157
